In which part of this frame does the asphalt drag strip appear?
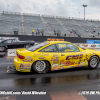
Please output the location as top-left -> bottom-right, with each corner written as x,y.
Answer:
0,56 -> 100,99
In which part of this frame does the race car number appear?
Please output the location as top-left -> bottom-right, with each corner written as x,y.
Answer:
58,44 -> 66,48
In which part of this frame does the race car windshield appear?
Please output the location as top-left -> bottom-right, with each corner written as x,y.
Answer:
27,42 -> 49,52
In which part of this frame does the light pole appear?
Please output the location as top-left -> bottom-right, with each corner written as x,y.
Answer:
82,5 -> 87,20
7,5 -> 9,12
44,9 -> 46,15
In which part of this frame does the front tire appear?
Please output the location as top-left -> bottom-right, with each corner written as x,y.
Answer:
24,44 -> 30,49
0,46 -> 6,52
88,56 -> 99,69
32,60 -> 50,73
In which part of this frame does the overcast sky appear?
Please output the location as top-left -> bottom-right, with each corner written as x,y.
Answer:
0,0 -> 100,20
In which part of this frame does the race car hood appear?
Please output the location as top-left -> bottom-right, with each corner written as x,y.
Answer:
84,48 -> 100,55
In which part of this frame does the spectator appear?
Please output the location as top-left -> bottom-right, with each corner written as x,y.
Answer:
36,29 -> 38,36
42,29 -> 44,36
93,29 -> 96,32
38,30 -> 41,36
93,35 -> 95,38
32,30 -> 34,36
54,30 -> 56,35
70,31 -> 72,34
85,29 -> 89,32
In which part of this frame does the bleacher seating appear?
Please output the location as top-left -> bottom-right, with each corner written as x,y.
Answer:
43,17 -> 71,37
0,12 -> 100,38
57,18 -> 93,37
74,20 -> 100,37
0,13 -> 21,35
23,15 -> 50,36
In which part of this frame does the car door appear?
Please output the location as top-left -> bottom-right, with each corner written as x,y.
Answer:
56,43 -> 85,69
39,44 -> 59,70
6,39 -> 19,49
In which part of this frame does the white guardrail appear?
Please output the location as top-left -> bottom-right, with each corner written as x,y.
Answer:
7,43 -> 100,57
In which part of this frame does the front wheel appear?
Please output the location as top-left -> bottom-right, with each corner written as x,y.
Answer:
88,56 -> 99,69
24,44 -> 30,49
0,46 -> 6,52
32,60 -> 50,73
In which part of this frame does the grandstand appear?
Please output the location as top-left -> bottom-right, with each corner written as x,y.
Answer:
0,11 -> 100,38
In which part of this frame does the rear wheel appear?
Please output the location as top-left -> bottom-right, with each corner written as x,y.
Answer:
88,56 -> 99,69
32,60 -> 50,73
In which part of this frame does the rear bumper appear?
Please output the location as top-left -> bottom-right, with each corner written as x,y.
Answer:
14,57 -> 33,72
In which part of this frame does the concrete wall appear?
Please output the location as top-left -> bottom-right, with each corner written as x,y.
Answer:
0,34 -> 100,43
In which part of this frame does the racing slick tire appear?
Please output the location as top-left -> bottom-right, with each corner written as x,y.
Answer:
0,46 -> 6,52
32,60 -> 50,73
88,56 -> 99,69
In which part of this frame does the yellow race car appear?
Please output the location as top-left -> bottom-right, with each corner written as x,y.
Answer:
9,41 -> 100,73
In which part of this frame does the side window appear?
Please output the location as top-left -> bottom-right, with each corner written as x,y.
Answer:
5,40 -> 12,43
57,43 -> 79,52
12,39 -> 16,42
39,44 -> 57,52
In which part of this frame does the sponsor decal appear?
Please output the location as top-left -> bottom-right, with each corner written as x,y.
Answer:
57,68 -> 61,70
91,44 -> 96,47
53,54 -> 58,57
39,57 -> 45,59
52,68 -> 56,71
70,62 -> 75,65
70,66 -> 74,68
60,62 -> 66,66
61,54 -> 65,56
52,64 -> 58,68
75,65 -> 79,67
80,62 -> 85,66
20,63 -> 31,68
41,54 -> 49,56
66,61 -> 70,66
47,38 -> 64,41
26,56 -> 31,59
33,54 -> 41,56
81,62 -> 85,64
24,68 -> 30,69
10,51 -> 16,54
60,60 -> 64,62
20,64 -> 24,68
86,62 -> 88,64
53,61 -> 59,64
17,69 -> 24,71
23,59 -> 35,62
62,67 -> 65,69
58,44 -> 66,48
66,54 -> 83,60
65,49 -> 74,52
60,64 -> 65,67
82,44 -> 88,47
51,56 -> 59,61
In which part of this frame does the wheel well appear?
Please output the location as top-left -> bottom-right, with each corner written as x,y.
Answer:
95,55 -> 100,62
90,55 -> 100,62
31,60 -> 51,72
